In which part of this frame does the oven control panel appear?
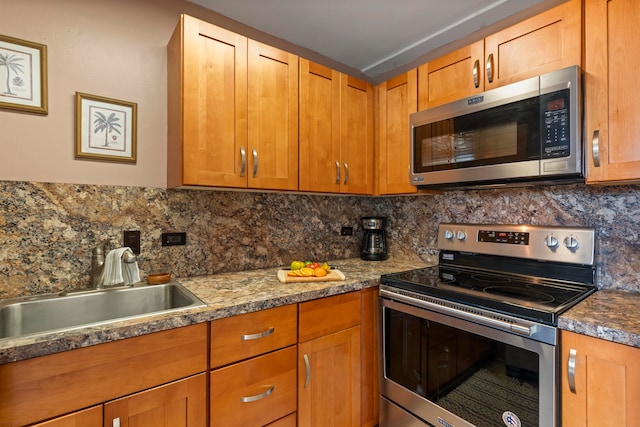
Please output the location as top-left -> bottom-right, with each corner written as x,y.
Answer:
438,223 -> 595,265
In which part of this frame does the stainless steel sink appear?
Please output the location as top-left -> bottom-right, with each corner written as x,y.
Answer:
0,282 -> 206,339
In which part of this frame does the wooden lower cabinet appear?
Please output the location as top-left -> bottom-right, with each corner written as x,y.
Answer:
298,326 -> 361,427
298,292 -> 362,426
105,374 -> 207,427
30,406 -> 103,427
266,413 -> 297,427
561,330 -> 640,426
210,346 -> 297,427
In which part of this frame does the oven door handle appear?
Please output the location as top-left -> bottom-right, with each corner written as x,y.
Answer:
381,290 -> 533,337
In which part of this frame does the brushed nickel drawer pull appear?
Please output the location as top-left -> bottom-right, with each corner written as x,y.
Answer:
241,327 -> 275,341
241,385 -> 274,403
592,130 -> 601,167
335,161 -> 341,184
240,147 -> 246,177
486,53 -> 494,83
568,348 -> 577,393
304,353 -> 311,388
473,59 -> 480,88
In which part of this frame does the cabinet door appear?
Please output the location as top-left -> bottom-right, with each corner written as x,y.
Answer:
248,40 -> 299,191
31,406 -> 102,427
299,59 -> 341,193
561,331 -> 640,426
585,0 -> 640,184
341,75 -> 374,195
375,70 -> 418,195
168,15 -> 248,188
418,40 -> 484,110
298,326 -> 361,427
483,0 -> 581,89
104,373 -> 207,427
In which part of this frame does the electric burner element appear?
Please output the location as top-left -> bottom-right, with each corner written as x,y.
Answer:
381,223 -> 597,325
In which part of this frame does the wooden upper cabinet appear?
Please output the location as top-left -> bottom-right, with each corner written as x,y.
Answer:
299,60 -> 373,194
375,70 -> 418,195
561,330 -> 640,426
418,40 -> 484,110
167,15 -> 248,188
168,16 -> 298,191
247,41 -> 299,191
585,0 -> 640,184
483,0 -> 582,89
340,75 -> 374,195
299,60 -> 341,193
418,0 -> 581,109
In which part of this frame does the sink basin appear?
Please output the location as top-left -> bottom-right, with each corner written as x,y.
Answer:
0,282 -> 206,339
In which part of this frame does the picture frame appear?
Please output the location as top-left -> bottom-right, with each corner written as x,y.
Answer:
75,92 -> 137,163
0,34 -> 48,114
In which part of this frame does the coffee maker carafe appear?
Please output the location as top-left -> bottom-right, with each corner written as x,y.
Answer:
360,217 -> 388,261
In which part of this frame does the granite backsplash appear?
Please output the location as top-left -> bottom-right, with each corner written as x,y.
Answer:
1,180 -> 639,298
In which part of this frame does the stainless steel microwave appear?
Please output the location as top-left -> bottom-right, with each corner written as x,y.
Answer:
410,65 -> 583,190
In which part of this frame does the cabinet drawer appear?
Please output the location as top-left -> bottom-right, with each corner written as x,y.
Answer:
210,304 -> 297,368
298,291 -> 361,342
210,346 -> 297,427
266,413 -> 296,426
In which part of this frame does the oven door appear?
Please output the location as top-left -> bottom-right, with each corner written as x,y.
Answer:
379,295 -> 558,427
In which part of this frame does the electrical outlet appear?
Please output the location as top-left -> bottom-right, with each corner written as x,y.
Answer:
124,230 -> 141,254
340,226 -> 353,236
162,232 -> 186,246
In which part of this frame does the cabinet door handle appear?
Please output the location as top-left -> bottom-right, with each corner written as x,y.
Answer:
241,385 -> 274,403
112,418 -> 121,427
303,353 -> 311,388
486,53 -> 494,83
592,130 -> 601,167
473,59 -> 480,88
240,147 -> 246,177
252,149 -> 258,177
568,348 -> 577,393
335,161 -> 341,184
241,327 -> 275,341
343,162 -> 349,185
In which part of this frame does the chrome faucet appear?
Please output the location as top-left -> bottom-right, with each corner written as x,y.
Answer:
91,241 -> 138,288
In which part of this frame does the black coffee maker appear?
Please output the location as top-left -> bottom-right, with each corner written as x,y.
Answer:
360,217 -> 388,261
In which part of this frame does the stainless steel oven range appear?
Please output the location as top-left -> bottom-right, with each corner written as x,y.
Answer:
379,223 -> 596,427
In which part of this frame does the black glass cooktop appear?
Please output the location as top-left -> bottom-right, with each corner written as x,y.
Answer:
381,264 -> 596,325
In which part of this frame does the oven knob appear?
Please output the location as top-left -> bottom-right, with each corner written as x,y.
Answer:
544,236 -> 559,248
456,231 -> 467,241
443,229 -> 454,240
564,236 -> 580,250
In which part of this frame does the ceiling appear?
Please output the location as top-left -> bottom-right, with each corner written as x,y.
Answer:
188,0 -> 566,82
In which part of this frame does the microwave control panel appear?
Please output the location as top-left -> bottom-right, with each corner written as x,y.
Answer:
542,89 -> 570,158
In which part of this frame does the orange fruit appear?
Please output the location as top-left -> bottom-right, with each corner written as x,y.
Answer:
313,267 -> 327,277
300,267 -> 314,277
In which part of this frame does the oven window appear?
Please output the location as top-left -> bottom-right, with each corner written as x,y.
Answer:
385,308 -> 539,427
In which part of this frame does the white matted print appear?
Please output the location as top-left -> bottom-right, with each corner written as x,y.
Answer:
0,34 -> 48,114
75,92 -> 137,163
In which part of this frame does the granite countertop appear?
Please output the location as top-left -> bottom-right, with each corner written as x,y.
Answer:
3,257 -> 639,365
558,289 -> 640,348
0,257 -> 425,365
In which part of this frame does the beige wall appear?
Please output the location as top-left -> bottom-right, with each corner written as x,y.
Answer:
0,0 -> 355,188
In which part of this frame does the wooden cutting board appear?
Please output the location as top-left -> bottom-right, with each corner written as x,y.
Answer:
277,269 -> 346,283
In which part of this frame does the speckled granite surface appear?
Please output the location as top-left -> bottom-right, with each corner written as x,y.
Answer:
558,289 -> 640,348
0,257 -> 424,364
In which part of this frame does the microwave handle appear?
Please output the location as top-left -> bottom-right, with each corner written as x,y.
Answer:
473,59 -> 480,88
486,53 -> 494,83
592,130 -> 601,167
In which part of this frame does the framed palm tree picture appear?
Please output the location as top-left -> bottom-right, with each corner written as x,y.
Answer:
75,92 -> 137,163
0,34 -> 48,114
